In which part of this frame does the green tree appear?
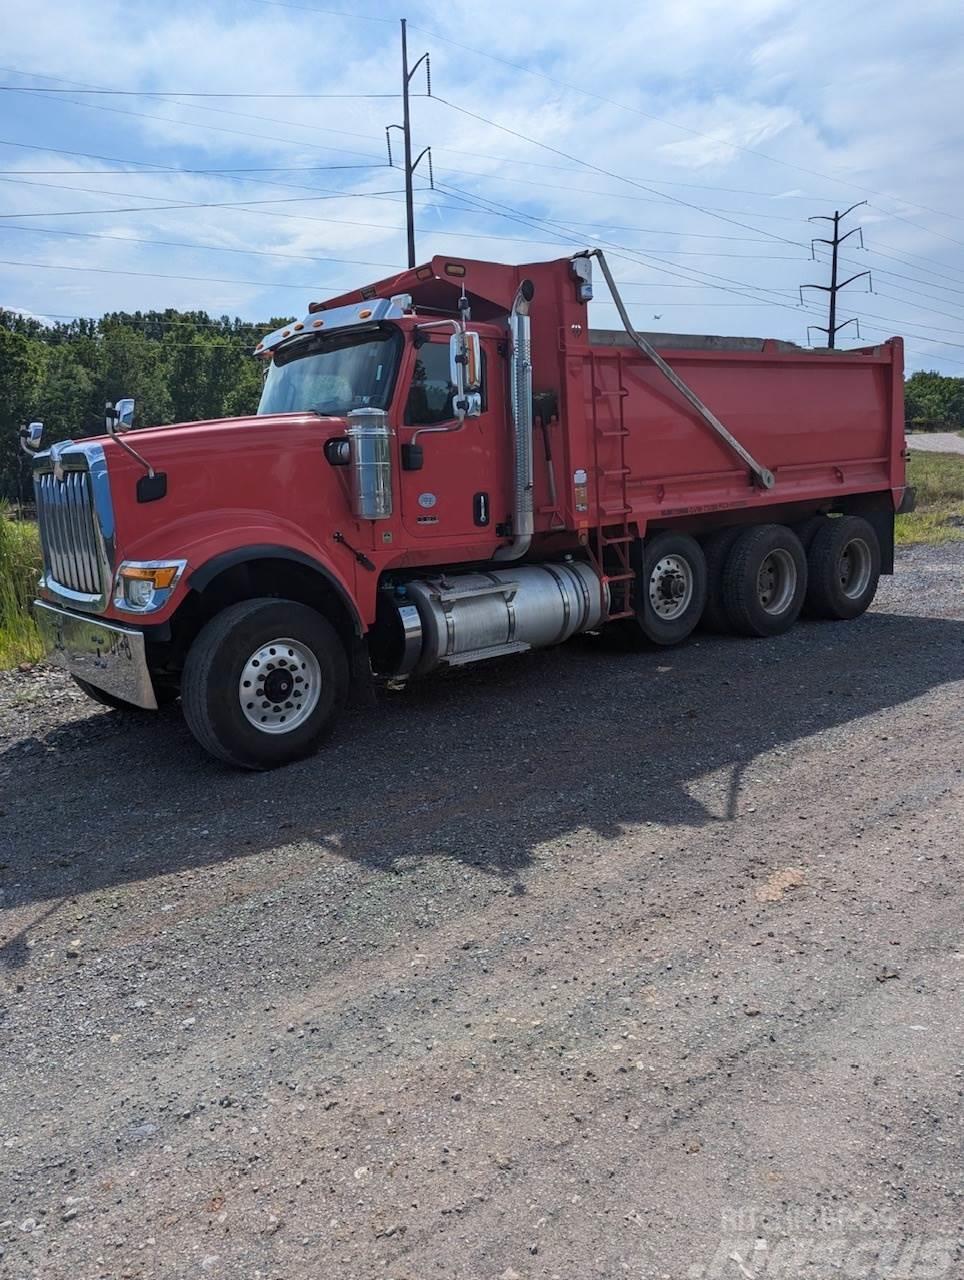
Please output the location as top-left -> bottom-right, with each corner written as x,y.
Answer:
904,370 -> 964,431
0,307 -> 278,499
0,327 -> 45,507
36,341 -> 98,444
96,324 -> 173,427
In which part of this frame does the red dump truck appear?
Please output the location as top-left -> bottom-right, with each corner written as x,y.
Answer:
26,250 -> 909,768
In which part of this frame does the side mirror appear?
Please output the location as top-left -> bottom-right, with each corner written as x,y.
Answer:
19,421 -> 44,455
105,397 -> 135,433
115,397 -> 135,429
449,331 -> 482,419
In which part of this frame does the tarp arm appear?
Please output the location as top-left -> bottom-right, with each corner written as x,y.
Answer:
580,250 -> 775,491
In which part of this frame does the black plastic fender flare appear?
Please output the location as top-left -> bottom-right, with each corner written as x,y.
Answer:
188,543 -> 364,637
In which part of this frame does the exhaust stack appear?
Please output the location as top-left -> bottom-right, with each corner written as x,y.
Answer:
494,279 -> 535,562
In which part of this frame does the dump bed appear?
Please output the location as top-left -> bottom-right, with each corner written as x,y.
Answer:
317,251 -> 906,535
569,328 -> 905,532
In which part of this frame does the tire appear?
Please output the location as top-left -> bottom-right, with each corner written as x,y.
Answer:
72,676 -> 177,711
805,515 -> 881,621
633,532 -> 707,646
181,597 -> 349,770
700,527 -> 741,633
792,514 -> 829,552
721,524 -> 807,637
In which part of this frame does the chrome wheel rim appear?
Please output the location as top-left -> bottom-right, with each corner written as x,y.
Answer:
756,549 -> 797,614
648,554 -> 694,621
838,537 -> 872,599
238,637 -> 321,734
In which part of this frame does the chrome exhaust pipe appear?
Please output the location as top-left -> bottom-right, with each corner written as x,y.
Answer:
494,279 -> 535,562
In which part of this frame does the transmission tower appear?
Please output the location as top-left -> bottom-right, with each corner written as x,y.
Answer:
800,201 -> 872,347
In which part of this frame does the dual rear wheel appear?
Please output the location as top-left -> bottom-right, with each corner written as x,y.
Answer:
629,515 -> 880,646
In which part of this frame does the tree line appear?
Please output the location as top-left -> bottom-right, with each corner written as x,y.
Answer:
903,370 -> 964,433
2,307 -> 961,502
1,307 -> 280,503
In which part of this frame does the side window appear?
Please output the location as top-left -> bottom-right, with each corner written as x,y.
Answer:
405,341 -> 457,425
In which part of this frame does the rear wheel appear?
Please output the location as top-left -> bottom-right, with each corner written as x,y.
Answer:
792,514 -> 829,552
700,527 -> 741,633
722,524 -> 807,637
633,532 -> 707,646
181,597 -> 349,769
805,515 -> 881,620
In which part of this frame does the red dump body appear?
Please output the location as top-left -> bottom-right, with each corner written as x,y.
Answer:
322,254 -> 907,547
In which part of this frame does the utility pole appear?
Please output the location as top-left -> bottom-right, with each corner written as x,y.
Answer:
386,18 -> 432,268
800,201 -> 872,347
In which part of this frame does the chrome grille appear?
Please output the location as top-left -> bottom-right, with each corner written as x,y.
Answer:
35,467 -> 106,598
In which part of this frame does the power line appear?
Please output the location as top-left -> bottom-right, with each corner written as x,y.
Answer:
0,159 -> 818,248
0,174 -> 406,218
0,257 -> 359,291
866,201 -> 964,250
0,223 -> 400,271
0,87 -> 416,99
431,96 -> 803,252
0,67 -> 389,163
247,0 -> 394,20
0,68 -> 858,219
407,20 -> 964,232
0,136 -> 385,175
434,178 -> 820,321
5,156 -> 957,350
0,164 -> 419,214
432,177 -> 964,357
6,63 -> 962,360
429,107 -> 964,341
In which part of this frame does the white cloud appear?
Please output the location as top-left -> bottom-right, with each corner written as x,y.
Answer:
1,0 -> 963,371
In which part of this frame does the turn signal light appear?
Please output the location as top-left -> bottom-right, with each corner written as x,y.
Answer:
120,564 -> 180,588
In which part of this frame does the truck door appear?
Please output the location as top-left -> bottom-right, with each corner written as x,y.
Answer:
398,336 -> 509,542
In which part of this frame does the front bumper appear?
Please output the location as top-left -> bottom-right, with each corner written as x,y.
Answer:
34,601 -> 158,710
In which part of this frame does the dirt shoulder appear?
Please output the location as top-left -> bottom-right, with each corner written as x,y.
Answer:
1,544 -> 962,1279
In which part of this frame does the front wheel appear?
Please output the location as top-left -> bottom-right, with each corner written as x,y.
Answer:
181,598 -> 349,769
632,532 -> 708,646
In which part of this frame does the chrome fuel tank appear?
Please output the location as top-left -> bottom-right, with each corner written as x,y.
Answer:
396,561 -> 607,676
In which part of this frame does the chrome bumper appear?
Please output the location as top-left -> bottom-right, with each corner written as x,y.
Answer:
33,601 -> 158,710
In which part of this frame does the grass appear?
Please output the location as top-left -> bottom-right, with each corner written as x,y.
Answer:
896,451 -> 964,546
0,508 -> 43,667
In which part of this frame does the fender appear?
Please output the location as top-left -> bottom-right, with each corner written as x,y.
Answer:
188,543 -> 365,636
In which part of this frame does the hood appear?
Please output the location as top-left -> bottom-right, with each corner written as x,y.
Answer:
88,411 -> 354,562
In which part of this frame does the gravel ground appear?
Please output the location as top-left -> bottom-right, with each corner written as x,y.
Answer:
1,543 -> 962,1280
905,432 -> 964,455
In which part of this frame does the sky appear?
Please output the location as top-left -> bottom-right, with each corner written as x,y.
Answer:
2,0 -> 964,373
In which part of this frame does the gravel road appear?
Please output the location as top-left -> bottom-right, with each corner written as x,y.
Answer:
905,432 -> 964,455
2,544 -> 962,1280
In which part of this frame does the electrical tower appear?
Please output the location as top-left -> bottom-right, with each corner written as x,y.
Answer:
386,19 -> 433,268
800,201 -> 872,347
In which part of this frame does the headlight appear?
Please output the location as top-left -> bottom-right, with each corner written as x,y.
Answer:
114,560 -> 187,613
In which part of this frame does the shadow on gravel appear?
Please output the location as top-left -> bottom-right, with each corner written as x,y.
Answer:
2,611 -> 963,947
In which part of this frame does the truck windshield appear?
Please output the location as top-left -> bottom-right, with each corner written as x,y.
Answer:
257,327 -> 400,416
